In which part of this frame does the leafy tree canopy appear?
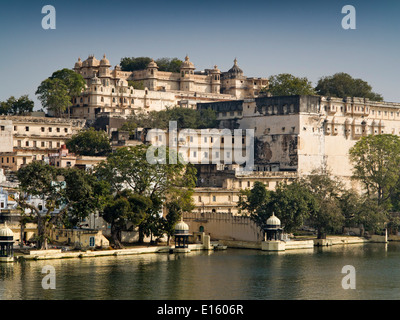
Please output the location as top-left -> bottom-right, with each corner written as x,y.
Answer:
66,127 -> 112,156
0,95 -> 34,115
267,73 -> 316,96
315,72 -> 383,101
349,134 -> 400,209
120,57 -> 183,73
36,68 -> 85,116
120,106 -> 218,132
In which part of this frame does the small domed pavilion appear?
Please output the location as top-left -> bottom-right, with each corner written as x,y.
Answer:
0,223 -> 14,263
174,219 -> 190,249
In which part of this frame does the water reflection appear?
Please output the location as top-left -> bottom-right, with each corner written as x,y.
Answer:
0,243 -> 399,300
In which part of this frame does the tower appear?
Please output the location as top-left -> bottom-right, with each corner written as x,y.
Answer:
180,55 -> 195,92
146,59 -> 159,91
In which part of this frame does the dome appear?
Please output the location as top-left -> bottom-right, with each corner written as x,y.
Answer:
100,54 -> 110,66
227,58 -> 243,75
180,55 -> 195,69
86,55 -> 100,67
0,224 -> 14,238
175,220 -> 189,235
147,59 -> 158,69
74,58 -> 83,69
266,213 -> 281,228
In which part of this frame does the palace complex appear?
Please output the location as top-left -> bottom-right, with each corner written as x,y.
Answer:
1,53 -> 400,243
69,54 -> 268,120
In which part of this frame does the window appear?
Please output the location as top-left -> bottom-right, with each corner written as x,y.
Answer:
48,127 -> 52,133
41,127 -> 45,132
64,128 -> 68,133
0,126 -> 4,131
89,237 -> 95,247
14,126 -> 17,131
212,196 -> 216,202
25,126 -> 29,132
25,141 -> 29,147
57,128 -> 60,133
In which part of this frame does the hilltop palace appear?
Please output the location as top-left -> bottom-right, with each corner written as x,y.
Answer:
1,54 -> 400,243
70,54 -> 268,120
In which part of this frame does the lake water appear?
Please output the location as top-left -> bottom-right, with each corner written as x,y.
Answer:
1,242 -> 400,300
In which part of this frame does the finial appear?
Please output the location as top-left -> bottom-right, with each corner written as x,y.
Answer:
234,57 -> 238,65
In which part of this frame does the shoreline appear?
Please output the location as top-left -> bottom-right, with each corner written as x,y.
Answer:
13,235 -> 389,262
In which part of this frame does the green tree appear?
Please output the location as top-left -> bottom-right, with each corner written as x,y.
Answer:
66,127 -> 112,156
300,173 -> 344,239
102,190 -> 151,248
36,68 -> 85,117
238,181 -> 316,234
127,80 -> 145,90
0,95 -> 34,115
120,57 -> 152,71
270,181 -> 317,234
349,134 -> 400,208
120,57 -> 183,73
35,78 -> 71,117
96,145 -> 197,243
120,106 -> 217,133
268,73 -> 316,96
315,72 -> 383,101
14,162 -> 106,249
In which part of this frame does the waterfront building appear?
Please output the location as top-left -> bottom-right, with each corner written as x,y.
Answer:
198,95 -> 400,190
70,55 -> 268,120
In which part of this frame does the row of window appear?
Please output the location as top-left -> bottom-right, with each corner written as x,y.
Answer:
18,126 -> 68,133
16,140 -> 61,148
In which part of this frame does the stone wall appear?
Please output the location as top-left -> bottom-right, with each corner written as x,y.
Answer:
183,211 -> 263,242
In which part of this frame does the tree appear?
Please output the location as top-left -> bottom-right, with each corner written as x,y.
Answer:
270,181 -> 317,234
36,68 -> 85,117
0,95 -> 34,115
120,57 -> 183,73
238,181 -> 316,234
120,106 -> 218,133
96,145 -> 197,243
315,72 -> 383,101
66,127 -> 112,156
14,162 -> 106,249
102,190 -> 151,248
35,78 -> 71,117
299,173 -> 344,239
349,134 -> 400,208
267,73 -> 316,96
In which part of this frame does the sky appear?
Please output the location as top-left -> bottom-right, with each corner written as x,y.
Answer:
1,0 -> 399,109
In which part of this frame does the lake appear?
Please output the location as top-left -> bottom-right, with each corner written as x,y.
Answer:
1,242 -> 399,300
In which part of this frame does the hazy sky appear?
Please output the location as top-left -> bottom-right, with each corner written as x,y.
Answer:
1,0 -> 399,109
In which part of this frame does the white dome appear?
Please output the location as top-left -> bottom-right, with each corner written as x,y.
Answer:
266,213 -> 281,227
175,220 -> 189,234
0,225 -> 14,238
